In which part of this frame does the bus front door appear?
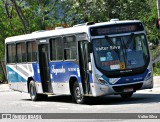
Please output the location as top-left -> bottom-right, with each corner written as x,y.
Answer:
38,44 -> 53,93
78,41 -> 90,94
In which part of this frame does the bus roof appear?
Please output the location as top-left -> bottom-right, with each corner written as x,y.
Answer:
5,20 -> 141,43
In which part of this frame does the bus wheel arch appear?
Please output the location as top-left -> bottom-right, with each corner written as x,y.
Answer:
27,77 -> 47,101
29,80 -> 41,101
69,77 -> 77,96
27,77 -> 40,101
27,77 -> 34,93
69,77 -> 85,104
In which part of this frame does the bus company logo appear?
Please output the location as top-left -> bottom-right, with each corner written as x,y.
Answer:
51,65 -> 66,75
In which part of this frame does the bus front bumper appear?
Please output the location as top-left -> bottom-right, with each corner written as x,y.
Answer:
90,78 -> 153,97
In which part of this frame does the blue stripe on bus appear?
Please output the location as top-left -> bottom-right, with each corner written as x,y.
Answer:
49,61 -> 82,83
32,61 -> 93,83
6,66 -> 27,82
32,63 -> 41,82
7,62 -> 148,85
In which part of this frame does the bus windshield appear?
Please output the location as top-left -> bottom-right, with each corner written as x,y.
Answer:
92,34 -> 149,77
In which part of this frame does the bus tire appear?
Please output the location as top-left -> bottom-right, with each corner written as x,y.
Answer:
29,80 -> 41,101
72,81 -> 85,104
120,92 -> 133,99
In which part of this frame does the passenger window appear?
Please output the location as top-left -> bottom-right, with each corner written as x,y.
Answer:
50,38 -> 63,61
32,42 -> 37,62
27,41 -> 37,62
7,44 -> 16,63
17,42 -> 26,63
17,43 -> 22,62
64,36 -> 77,60
21,43 -> 26,62
7,44 -> 12,63
12,44 -> 16,63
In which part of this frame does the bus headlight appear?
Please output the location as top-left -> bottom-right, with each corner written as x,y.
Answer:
95,74 -> 108,85
144,70 -> 152,81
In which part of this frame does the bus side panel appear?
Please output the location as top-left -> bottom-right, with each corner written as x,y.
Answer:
32,63 -> 41,82
49,61 -> 82,95
32,63 -> 43,93
16,64 -> 32,92
6,64 -> 18,90
7,64 -> 36,93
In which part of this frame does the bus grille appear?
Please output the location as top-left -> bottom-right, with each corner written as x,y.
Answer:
112,83 -> 143,92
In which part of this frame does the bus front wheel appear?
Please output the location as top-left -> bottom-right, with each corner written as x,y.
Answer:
29,81 -> 41,101
72,81 -> 85,104
120,92 -> 133,99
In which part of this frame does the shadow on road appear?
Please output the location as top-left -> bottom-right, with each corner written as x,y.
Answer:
22,92 -> 160,105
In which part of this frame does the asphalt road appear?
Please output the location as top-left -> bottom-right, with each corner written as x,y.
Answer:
0,77 -> 160,121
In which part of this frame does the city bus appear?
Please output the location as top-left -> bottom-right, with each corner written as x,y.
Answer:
5,19 -> 153,104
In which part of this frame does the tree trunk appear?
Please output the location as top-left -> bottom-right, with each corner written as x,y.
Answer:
10,0 -> 29,33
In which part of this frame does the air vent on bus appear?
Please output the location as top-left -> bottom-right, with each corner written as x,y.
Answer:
73,22 -> 95,27
55,27 -> 64,30
110,19 -> 119,22
32,30 -> 47,33
73,23 -> 86,27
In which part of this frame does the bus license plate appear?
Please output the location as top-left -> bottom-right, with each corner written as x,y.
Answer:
123,88 -> 133,92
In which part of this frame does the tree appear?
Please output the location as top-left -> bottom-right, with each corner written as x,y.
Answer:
3,0 -> 60,34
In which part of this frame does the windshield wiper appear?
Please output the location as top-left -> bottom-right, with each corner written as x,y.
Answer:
105,35 -> 120,60
124,33 -> 135,49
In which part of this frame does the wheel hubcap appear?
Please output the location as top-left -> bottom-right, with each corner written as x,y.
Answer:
75,87 -> 81,99
30,85 -> 35,99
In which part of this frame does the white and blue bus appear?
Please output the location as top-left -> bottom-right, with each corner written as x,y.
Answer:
5,19 -> 153,104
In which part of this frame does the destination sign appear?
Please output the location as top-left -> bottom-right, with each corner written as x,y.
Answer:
90,23 -> 144,36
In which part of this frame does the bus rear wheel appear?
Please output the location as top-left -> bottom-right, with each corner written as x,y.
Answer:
29,81 -> 42,101
72,81 -> 85,104
120,92 -> 133,99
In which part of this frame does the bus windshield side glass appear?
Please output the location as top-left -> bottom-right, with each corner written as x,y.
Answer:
92,34 -> 149,76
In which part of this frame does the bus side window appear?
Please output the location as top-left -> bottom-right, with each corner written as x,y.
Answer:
64,48 -> 71,60
16,43 -> 22,63
27,41 -> 37,62
50,37 -> 63,61
7,45 -> 11,63
64,36 -> 77,60
50,39 -> 56,60
32,41 -> 38,62
27,42 -> 31,62
16,42 -> 27,63
21,42 -> 26,62
12,44 -> 16,63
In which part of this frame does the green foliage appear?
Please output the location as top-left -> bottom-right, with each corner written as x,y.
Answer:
0,0 -> 160,77
153,62 -> 160,76
0,0 -> 159,60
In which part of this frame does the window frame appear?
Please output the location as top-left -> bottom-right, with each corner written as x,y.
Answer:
27,40 -> 38,63
49,37 -> 64,61
16,42 -> 27,63
63,35 -> 77,61
6,43 -> 16,64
